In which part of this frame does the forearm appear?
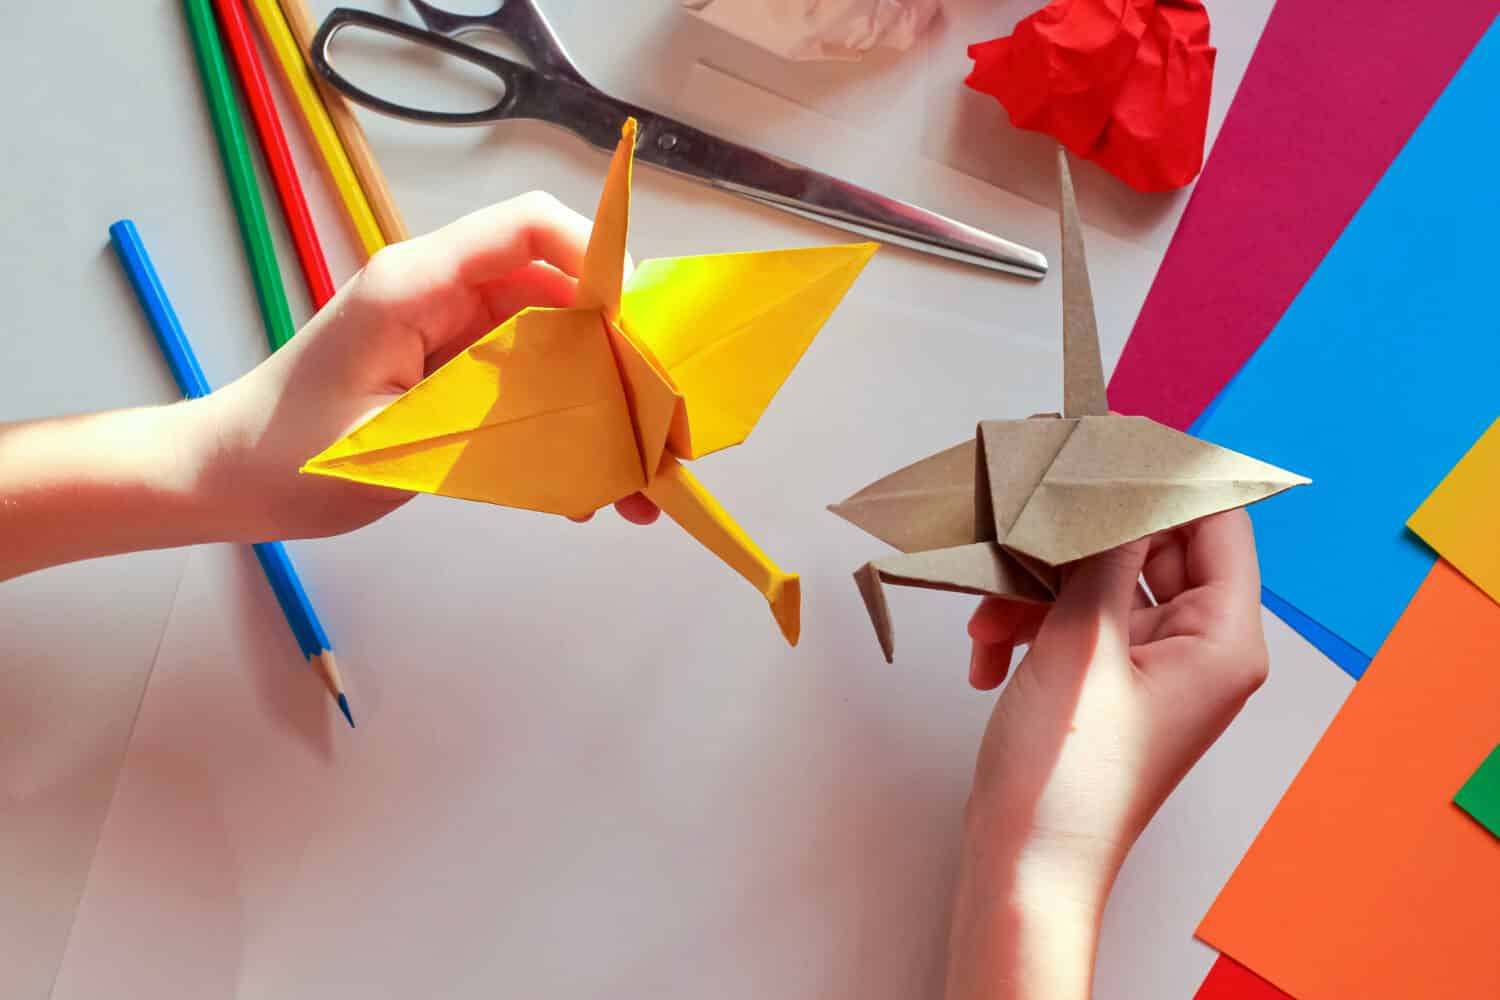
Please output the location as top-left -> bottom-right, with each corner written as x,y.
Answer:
0,402 -> 220,580
945,815 -> 1113,1000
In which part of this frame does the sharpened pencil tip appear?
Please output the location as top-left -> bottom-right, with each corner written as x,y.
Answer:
337,692 -> 355,729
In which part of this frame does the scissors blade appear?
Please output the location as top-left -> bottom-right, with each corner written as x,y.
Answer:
313,7 -> 1046,277
717,177 -> 1048,279
627,114 -> 1047,279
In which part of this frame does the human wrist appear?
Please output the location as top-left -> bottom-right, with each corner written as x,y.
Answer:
161,395 -> 240,542
961,793 -> 1129,908
195,378 -> 336,545
946,822 -> 1108,1000
69,398 -> 232,552
958,807 -> 1117,928
101,399 -> 228,549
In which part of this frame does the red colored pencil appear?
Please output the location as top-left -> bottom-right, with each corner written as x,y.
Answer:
212,0 -> 336,308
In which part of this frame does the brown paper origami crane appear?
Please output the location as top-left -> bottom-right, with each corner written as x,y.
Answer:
829,148 -> 1309,662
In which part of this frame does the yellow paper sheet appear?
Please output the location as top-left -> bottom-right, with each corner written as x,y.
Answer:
303,119 -> 875,642
1409,416 -> 1500,607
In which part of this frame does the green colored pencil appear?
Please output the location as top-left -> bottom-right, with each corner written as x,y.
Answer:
183,0 -> 297,351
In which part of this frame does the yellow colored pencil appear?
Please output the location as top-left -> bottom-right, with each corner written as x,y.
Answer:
246,0 -> 386,256
275,0 -> 410,244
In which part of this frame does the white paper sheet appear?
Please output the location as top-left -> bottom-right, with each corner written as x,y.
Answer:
15,2 -> 1328,998
0,550 -> 184,1000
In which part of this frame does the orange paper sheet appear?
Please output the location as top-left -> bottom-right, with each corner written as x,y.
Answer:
1198,560 -> 1500,998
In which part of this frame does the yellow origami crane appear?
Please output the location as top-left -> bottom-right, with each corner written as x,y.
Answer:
302,119 -> 876,644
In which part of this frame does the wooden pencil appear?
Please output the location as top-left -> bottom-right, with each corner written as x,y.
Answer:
213,0 -> 337,308
268,0 -> 409,245
183,2 -> 357,721
182,0 -> 298,351
244,0 -> 387,256
251,540 -> 354,727
109,220 -> 354,728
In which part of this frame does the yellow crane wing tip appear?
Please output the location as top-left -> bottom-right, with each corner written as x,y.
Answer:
299,457 -> 337,478
622,241 -> 877,460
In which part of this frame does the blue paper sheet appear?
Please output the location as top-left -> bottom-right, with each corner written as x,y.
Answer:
1193,16 -> 1500,677
1259,587 -> 1370,677
1188,415 -> 1373,676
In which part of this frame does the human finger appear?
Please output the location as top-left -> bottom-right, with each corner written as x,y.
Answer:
1128,601 -> 1171,646
614,493 -> 660,526
1040,537 -> 1150,654
1132,581 -> 1155,610
476,260 -> 578,322
970,639 -> 1014,690
420,261 -> 580,375
1133,623 -> 1270,700
1183,509 -> 1261,606
355,192 -> 595,355
1142,528 -> 1189,603
1056,539 -> 1149,624
967,596 -> 1044,646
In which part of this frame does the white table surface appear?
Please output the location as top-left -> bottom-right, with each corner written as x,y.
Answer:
0,2 -> 1354,998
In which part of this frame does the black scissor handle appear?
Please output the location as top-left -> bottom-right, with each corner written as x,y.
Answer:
406,0 -> 592,89
311,7 -> 524,126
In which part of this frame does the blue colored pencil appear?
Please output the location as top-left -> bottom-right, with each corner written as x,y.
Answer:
109,219 -> 354,728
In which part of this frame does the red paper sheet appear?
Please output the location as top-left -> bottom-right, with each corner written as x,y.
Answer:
1107,1 -> 1498,430
1194,955 -> 1293,1000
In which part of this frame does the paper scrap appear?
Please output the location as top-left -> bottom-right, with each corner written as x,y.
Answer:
966,0 -> 1215,192
1193,956 -> 1293,1000
1197,561 -> 1500,999
1191,15 -> 1500,674
829,148 -> 1305,661
1109,0 -> 1499,430
1455,743 -> 1500,839
302,119 -> 875,644
682,0 -> 940,61
1409,416 -> 1500,610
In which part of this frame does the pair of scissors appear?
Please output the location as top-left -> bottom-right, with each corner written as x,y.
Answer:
308,1 -> 1048,279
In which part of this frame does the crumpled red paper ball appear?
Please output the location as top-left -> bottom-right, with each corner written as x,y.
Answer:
966,0 -> 1216,192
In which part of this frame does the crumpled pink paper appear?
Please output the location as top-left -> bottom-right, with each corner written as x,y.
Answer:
683,0 -> 941,61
